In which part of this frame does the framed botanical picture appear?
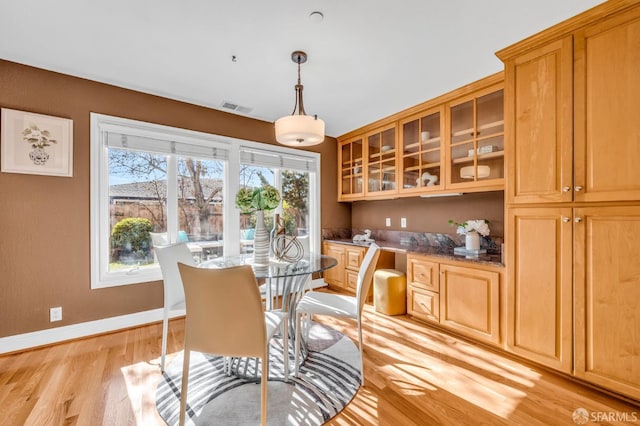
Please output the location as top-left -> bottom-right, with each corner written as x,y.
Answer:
1,108 -> 73,177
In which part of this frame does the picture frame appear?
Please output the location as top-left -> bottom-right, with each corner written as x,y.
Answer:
1,108 -> 73,177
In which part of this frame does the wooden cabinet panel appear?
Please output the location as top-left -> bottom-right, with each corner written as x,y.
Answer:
574,8 -> 640,203
322,243 -> 345,288
365,124 -> 398,197
323,242 -> 394,294
446,84 -> 505,191
408,287 -> 439,323
506,207 -> 573,373
345,270 -> 359,292
345,247 -> 365,270
505,37 -> 573,204
440,264 -> 500,344
574,206 -> 640,400
408,255 -> 439,292
398,106 -> 445,194
338,137 -> 365,201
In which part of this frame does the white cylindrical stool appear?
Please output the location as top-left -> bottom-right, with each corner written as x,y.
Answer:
373,269 -> 407,315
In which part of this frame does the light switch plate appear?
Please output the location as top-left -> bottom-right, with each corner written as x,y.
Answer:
385,217 -> 391,227
401,217 -> 407,228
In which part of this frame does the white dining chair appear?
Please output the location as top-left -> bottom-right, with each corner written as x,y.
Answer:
155,243 -> 196,372
177,263 -> 288,426
294,243 -> 381,385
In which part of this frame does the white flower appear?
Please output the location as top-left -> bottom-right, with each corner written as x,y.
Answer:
449,219 -> 490,236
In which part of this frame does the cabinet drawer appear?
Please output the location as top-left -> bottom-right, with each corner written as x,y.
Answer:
408,287 -> 439,323
408,257 -> 439,292
346,247 -> 364,270
345,270 -> 359,292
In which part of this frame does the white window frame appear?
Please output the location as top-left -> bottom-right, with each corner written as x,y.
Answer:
90,113 -> 321,289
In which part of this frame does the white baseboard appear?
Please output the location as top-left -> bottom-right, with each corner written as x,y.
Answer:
0,308 -> 185,355
0,281 -> 328,355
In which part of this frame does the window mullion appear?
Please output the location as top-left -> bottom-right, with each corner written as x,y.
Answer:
167,154 -> 178,243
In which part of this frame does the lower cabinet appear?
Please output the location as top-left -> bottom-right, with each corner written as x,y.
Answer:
322,241 -> 394,294
573,206 -> 640,400
508,205 -> 640,400
407,253 -> 503,346
440,264 -> 500,345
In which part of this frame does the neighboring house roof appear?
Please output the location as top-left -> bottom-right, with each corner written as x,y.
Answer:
110,178 -> 223,202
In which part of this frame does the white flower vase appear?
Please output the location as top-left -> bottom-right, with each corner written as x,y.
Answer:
465,231 -> 480,251
253,210 -> 270,265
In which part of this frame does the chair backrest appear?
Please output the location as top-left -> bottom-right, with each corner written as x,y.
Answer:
177,263 -> 267,358
155,243 -> 196,310
150,232 -> 170,247
356,243 -> 381,315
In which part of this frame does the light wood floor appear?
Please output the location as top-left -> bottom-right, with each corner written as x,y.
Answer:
1,302 -> 638,425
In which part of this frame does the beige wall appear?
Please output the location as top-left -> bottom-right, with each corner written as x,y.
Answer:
0,60 -> 348,337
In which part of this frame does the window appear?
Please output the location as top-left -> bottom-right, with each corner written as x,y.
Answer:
90,114 -> 320,289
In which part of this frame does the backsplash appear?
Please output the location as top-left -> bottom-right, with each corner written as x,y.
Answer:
323,228 -> 503,253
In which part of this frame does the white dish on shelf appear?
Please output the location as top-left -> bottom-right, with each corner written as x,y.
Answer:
381,145 -> 393,152
460,165 -> 490,179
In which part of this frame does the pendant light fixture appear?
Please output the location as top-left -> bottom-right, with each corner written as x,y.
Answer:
274,51 -> 325,146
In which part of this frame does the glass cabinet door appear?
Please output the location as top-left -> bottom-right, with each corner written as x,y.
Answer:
449,87 -> 504,187
339,137 -> 364,199
366,125 -> 397,195
400,106 -> 443,193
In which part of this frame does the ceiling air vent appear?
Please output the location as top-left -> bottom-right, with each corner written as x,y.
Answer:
221,101 -> 253,114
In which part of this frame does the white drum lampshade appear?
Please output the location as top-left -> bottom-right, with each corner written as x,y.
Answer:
275,114 -> 325,146
275,51 -> 325,147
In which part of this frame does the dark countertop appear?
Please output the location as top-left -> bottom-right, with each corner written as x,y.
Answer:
325,238 -> 504,268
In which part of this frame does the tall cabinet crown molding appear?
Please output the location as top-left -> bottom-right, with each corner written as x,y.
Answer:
499,0 -> 640,401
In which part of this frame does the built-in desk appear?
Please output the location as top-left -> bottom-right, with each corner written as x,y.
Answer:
323,238 -> 505,348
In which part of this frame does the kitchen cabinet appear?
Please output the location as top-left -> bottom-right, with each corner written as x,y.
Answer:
506,207 -> 573,373
365,124 -> 398,197
398,106 -> 445,194
498,1 -> 640,399
407,253 -> 503,346
322,241 -> 394,294
322,242 -> 346,289
503,7 -> 640,204
574,206 -> 640,400
440,264 -> 500,345
336,73 -> 504,201
446,85 -> 505,191
338,136 -> 364,200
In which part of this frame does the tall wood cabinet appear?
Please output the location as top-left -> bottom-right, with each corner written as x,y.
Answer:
498,1 -> 640,399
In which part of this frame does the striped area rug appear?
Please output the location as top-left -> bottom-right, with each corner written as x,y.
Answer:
156,322 -> 361,425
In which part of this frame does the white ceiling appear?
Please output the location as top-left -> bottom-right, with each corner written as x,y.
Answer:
0,0 -> 604,137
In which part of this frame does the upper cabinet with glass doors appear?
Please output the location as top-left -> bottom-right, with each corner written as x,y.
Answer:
399,106 -> 444,194
336,73 -> 503,201
365,124 -> 398,197
338,136 -> 364,200
447,84 -> 505,190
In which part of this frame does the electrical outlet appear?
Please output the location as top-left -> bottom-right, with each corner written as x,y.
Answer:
385,217 -> 391,227
401,217 -> 407,228
50,307 -> 62,322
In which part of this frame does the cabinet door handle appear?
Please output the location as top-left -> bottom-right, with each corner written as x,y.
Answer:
574,217 -> 583,223
562,186 -> 571,192
562,217 -> 571,223
575,186 -> 583,192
